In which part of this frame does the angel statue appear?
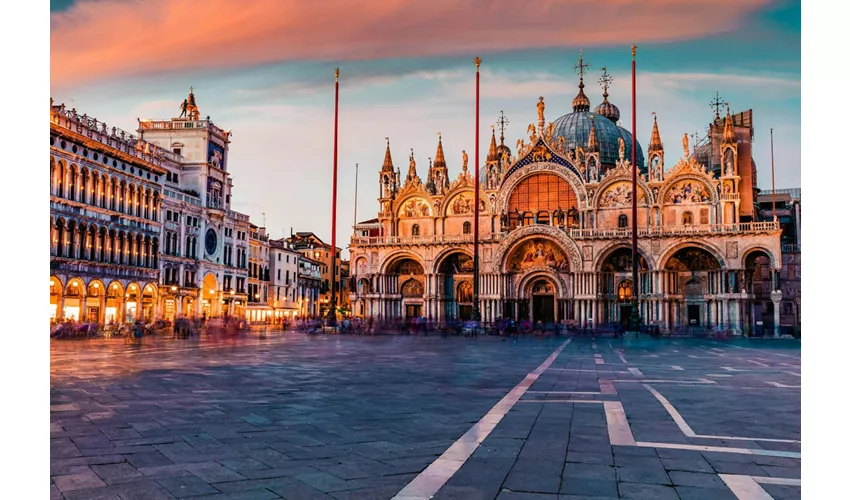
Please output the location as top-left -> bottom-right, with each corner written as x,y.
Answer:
179,99 -> 188,118
682,133 -> 689,158
618,136 -> 625,161
546,121 -> 555,142
517,138 -> 524,153
537,96 -> 545,122
462,150 -> 469,172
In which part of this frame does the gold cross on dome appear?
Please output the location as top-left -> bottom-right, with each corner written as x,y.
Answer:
573,49 -> 591,80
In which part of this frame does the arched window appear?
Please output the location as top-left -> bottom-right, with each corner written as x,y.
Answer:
463,221 -> 471,234
411,224 -> 420,236
683,211 -> 694,225
618,280 -> 633,303
618,214 -> 628,228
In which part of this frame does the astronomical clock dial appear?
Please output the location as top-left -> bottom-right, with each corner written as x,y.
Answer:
205,228 -> 218,256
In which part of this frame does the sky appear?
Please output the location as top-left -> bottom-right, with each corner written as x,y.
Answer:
50,0 -> 801,255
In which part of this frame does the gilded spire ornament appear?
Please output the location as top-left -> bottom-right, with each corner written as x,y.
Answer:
487,125 -> 499,162
587,122 -> 599,152
649,112 -> 663,152
571,50 -> 591,112
382,137 -> 394,172
722,105 -> 736,144
434,132 -> 447,169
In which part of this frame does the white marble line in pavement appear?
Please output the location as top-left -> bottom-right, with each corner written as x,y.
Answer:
628,367 -> 644,377
765,381 -> 801,388
519,400 -> 606,404
720,474 -> 801,500
610,378 -> 716,384
644,384 -> 801,444
671,365 -> 684,371
616,350 -> 628,364
391,338 -> 572,500
747,359 -> 770,367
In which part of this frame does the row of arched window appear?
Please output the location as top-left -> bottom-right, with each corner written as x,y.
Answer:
51,217 -> 159,269
616,212 -> 697,229
51,157 -> 160,222
410,222 -> 472,237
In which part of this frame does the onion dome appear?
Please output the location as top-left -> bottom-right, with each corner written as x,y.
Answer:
594,67 -> 620,123
572,80 -> 591,113
381,138 -> 394,172
594,94 -> 620,123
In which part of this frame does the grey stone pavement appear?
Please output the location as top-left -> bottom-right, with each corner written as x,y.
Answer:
50,333 -> 801,500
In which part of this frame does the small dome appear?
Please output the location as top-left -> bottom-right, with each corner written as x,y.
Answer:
550,111 -> 646,172
594,98 -> 620,123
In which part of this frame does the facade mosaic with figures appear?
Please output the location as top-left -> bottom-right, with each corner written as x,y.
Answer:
349,66 -> 784,335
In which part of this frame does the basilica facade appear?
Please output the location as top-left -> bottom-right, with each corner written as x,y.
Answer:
348,74 -> 784,336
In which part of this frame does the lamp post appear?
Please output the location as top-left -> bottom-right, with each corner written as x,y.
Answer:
629,45 -> 642,334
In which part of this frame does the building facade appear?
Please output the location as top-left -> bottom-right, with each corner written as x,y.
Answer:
286,232 -> 344,316
137,89 -> 251,320
247,224 -> 272,322
348,72 -> 786,336
50,100 -> 167,324
297,256 -> 323,317
269,239 -> 301,321
757,188 -> 801,332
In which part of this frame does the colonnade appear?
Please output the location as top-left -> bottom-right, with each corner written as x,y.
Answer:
51,217 -> 159,270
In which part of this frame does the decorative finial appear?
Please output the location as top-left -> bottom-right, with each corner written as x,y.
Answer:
497,110 -> 510,141
386,136 -> 390,146
437,132 -> 441,141
652,111 -> 657,121
631,45 -> 637,59
474,56 -> 481,69
598,67 -> 613,98
190,86 -> 194,94
335,68 -> 340,81
710,91 -> 727,119
573,49 -> 590,83
725,103 -> 731,115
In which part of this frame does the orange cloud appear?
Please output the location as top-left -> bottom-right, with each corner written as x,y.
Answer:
51,0 -> 771,89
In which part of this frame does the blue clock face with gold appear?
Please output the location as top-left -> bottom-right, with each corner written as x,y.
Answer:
205,228 -> 217,256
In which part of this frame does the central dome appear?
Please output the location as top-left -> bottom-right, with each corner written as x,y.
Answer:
551,112 -> 645,170
551,74 -> 646,172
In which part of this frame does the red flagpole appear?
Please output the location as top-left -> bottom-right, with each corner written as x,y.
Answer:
473,56 -> 481,322
329,68 -> 340,323
629,45 -> 641,332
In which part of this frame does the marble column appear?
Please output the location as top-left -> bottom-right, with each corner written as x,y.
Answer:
771,291 -> 782,338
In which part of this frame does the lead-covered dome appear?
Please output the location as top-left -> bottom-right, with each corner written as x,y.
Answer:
551,78 -> 646,172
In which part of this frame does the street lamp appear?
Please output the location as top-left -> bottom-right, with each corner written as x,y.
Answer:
171,285 -> 177,292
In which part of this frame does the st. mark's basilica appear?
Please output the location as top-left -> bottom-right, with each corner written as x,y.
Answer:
348,62 -> 786,336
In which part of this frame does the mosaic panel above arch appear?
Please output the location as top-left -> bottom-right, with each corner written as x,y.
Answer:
507,238 -> 571,273
665,179 -> 712,204
598,181 -> 648,208
448,192 -> 486,215
397,197 -> 432,218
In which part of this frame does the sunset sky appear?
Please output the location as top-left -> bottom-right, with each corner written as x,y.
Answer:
50,0 -> 801,251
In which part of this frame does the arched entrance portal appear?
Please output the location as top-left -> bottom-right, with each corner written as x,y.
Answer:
437,252 -> 473,320
400,278 -> 424,319
744,250 -> 774,336
528,278 -> 556,324
50,276 -> 63,323
385,257 -> 424,319
599,248 -> 648,327
664,247 -> 722,329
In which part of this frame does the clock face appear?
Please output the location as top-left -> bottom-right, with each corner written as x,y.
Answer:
205,228 -> 218,256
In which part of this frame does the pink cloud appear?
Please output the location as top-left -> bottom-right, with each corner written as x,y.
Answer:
51,0 -> 771,89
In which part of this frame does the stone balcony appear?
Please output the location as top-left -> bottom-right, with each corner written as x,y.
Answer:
350,221 -> 780,246
50,258 -> 159,282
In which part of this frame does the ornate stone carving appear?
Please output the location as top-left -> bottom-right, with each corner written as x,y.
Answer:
582,245 -> 593,261
726,241 -> 738,259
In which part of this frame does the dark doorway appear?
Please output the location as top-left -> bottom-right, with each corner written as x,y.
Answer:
405,304 -> 421,319
687,305 -> 701,326
619,305 -> 632,328
533,295 -> 555,323
459,305 -> 473,321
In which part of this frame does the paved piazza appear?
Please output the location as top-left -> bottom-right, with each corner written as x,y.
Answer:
50,334 -> 801,500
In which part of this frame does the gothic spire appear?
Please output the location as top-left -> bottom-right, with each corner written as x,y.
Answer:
587,122 -> 599,152
487,126 -> 499,162
382,137 -> 394,172
649,112 -> 663,152
722,106 -> 736,144
434,132 -> 447,170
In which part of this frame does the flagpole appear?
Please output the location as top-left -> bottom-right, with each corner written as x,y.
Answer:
328,68 -> 340,324
354,163 -> 359,229
629,45 -> 641,334
473,56 -> 482,322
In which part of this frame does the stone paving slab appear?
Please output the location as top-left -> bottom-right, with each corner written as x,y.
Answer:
51,334 -> 800,499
